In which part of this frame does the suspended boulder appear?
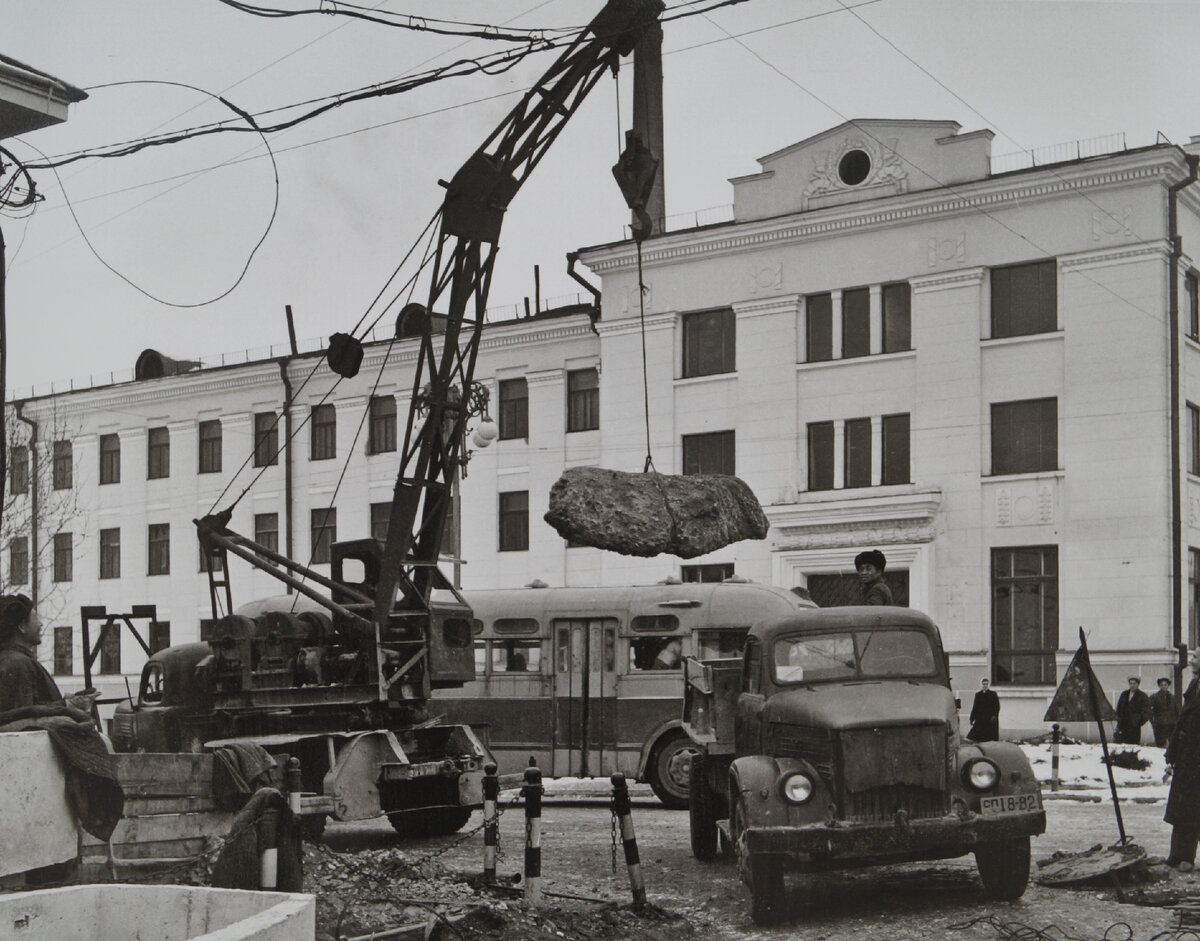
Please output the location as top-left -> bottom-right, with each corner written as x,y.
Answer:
544,466 -> 769,559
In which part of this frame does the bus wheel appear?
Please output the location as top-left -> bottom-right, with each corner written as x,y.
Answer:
648,731 -> 698,810
387,807 -> 472,838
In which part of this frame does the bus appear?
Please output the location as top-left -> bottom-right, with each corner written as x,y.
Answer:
432,580 -> 816,808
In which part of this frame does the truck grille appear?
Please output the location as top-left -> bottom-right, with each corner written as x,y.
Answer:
772,725 -> 834,781
843,784 -> 947,823
839,725 -> 948,822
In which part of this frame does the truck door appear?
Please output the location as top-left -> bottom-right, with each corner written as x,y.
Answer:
552,617 -> 617,779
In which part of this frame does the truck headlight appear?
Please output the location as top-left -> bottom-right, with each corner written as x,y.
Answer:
962,758 -> 1000,792
780,772 -> 814,804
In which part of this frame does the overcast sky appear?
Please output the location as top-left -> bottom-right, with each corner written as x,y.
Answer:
2,0 -> 1198,397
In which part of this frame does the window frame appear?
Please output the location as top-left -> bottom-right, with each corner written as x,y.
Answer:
52,440 -> 72,490
53,626 -> 72,676
99,433 -> 121,485
681,307 -> 736,378
882,282 -> 912,353
254,512 -> 279,561
310,404 -> 337,461
881,412 -> 911,485
843,416 -> 871,488
254,412 -> 279,468
99,527 -> 121,580
991,545 -> 1059,686
682,429 -> 735,476
147,426 -> 170,480
9,536 -> 28,586
53,532 -> 73,583
198,419 -> 222,474
148,523 -> 171,575
991,397 -> 1058,476
807,421 -> 834,491
498,490 -> 529,552
806,293 -> 833,363
310,507 -> 337,564
367,395 -> 397,455
1186,270 -> 1199,342
990,259 -> 1057,339
841,288 -> 870,359
9,444 -> 28,495
1190,402 -> 1200,476
566,367 -> 600,433
498,378 -> 528,441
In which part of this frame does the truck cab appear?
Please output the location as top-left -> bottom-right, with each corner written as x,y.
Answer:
684,607 -> 1045,925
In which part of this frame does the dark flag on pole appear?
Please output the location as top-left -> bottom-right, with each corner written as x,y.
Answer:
1044,636 -> 1116,722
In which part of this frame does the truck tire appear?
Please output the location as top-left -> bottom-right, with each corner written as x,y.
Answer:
974,836 -> 1031,900
746,854 -> 786,925
388,806 -> 472,838
647,731 -> 698,810
689,753 -> 720,861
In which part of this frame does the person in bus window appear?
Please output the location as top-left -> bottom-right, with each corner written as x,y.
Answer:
508,650 -> 527,672
855,549 -> 893,606
651,638 -> 682,671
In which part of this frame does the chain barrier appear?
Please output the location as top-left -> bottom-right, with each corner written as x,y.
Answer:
951,914 -> 1200,941
610,801 -> 619,874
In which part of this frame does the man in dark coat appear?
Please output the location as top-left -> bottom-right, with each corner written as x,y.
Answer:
1185,650 -> 1200,710
967,678 -> 1000,742
1166,693 -> 1200,870
1151,677 -> 1181,748
855,550 -> 893,606
1114,677 -> 1152,745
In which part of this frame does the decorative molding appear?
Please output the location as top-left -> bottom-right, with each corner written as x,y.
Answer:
526,369 -> 565,387
910,267 -> 986,293
745,260 -> 783,295
1091,206 -> 1133,241
765,489 -> 942,550
596,311 -> 675,338
803,135 -> 907,207
1058,241 -> 1172,271
732,294 -> 800,319
927,233 -> 966,267
617,281 -> 653,315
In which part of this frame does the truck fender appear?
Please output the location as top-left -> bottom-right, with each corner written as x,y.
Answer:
635,717 -> 687,781
729,755 -> 830,830
968,740 -> 1042,794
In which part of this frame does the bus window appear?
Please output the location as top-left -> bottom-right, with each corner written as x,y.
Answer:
696,628 -> 748,659
493,639 -> 541,673
495,618 -> 538,635
630,636 -> 683,671
556,627 -> 570,673
474,640 -> 487,674
744,639 -> 761,694
632,614 -> 678,632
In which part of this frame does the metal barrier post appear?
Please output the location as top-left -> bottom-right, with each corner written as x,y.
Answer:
610,773 -> 646,907
483,762 -> 499,884
285,757 -> 303,816
259,807 -> 280,889
523,764 -> 543,905
1051,723 -> 1061,792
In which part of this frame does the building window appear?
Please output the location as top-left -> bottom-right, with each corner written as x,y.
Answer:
498,379 -> 528,440
99,528 -> 120,580
53,532 -> 72,582
52,440 -> 72,490
682,430 -> 735,476
844,417 -> 871,488
807,421 -> 834,491
148,426 -> 170,479
682,307 -> 735,378
100,625 -> 121,675
10,445 -> 28,495
197,420 -> 222,474
499,491 -> 529,552
310,507 -> 336,564
882,413 -> 911,485
148,523 -> 170,575
311,405 -> 336,461
682,563 -> 734,583
991,259 -> 1056,338
368,396 -> 397,454
254,412 -> 279,467
991,398 -> 1057,475
199,541 -> 223,573
99,434 -> 120,485
992,546 -> 1059,686
9,537 -> 28,586
1191,403 -> 1200,476
53,626 -> 72,676
370,502 -> 390,542
254,512 -> 279,559
806,293 -> 833,362
1187,271 -> 1199,342
1191,548 -> 1200,650
883,282 -> 912,353
567,368 -> 599,432
150,621 -> 171,653
808,570 -> 909,607
841,288 -> 870,359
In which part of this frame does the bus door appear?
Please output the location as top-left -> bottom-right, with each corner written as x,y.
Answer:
552,617 -> 617,779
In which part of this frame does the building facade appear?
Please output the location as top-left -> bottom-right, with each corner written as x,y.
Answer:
8,118 -> 1200,735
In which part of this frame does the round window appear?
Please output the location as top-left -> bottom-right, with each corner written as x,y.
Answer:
837,149 -> 871,186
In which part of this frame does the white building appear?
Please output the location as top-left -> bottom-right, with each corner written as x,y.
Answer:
9,118 -> 1200,734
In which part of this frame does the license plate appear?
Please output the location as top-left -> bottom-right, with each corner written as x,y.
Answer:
979,793 -> 1043,815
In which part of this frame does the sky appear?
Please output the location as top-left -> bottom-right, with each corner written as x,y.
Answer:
2,0 -> 1199,398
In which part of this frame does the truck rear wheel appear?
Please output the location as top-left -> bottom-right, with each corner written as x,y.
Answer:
647,731 -> 697,810
688,753 -> 720,861
974,836 -> 1031,899
388,807 -> 472,838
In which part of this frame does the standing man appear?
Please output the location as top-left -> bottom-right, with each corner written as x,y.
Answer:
1185,649 -> 1200,710
1166,688 -> 1200,871
854,550 -> 893,606
1114,676 -> 1152,745
967,678 -> 1001,742
1151,677 -> 1181,748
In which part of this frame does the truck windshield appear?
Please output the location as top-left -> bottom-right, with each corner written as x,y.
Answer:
773,629 -> 937,684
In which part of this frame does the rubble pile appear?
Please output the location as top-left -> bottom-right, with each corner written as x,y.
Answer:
544,466 -> 769,559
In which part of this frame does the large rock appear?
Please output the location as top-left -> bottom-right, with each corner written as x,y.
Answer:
544,466 -> 769,559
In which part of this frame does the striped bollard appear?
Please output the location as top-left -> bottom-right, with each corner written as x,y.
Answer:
259,806 -> 280,889
610,773 -> 646,907
482,763 -> 499,884
523,764 -> 543,905
286,757 -> 303,816
1051,723 -> 1061,792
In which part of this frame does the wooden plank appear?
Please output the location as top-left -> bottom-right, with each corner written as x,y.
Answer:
113,753 -> 214,796
122,795 -> 218,816
81,836 -> 210,860
80,810 -> 234,848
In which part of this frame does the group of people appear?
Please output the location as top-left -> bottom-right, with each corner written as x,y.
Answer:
1113,675 -> 1182,747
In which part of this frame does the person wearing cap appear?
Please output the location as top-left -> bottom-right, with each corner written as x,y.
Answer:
0,593 -> 94,717
1114,676 -> 1151,745
855,550 -> 893,606
1151,677 -> 1181,748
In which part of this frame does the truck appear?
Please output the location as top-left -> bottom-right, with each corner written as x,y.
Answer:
683,606 -> 1046,925
108,0 -> 666,838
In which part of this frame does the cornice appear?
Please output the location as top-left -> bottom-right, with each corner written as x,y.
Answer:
765,488 -> 943,534
732,294 -> 801,318
910,267 -> 986,293
580,157 -> 1180,275
526,368 -> 565,387
596,311 -> 676,338
1058,240 -> 1172,270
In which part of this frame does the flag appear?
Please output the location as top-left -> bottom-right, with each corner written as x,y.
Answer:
1043,632 -> 1116,722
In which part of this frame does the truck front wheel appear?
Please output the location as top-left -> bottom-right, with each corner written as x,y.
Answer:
388,807 -> 472,838
974,836 -> 1031,900
647,731 -> 697,810
688,753 -> 720,861
746,854 -> 786,925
